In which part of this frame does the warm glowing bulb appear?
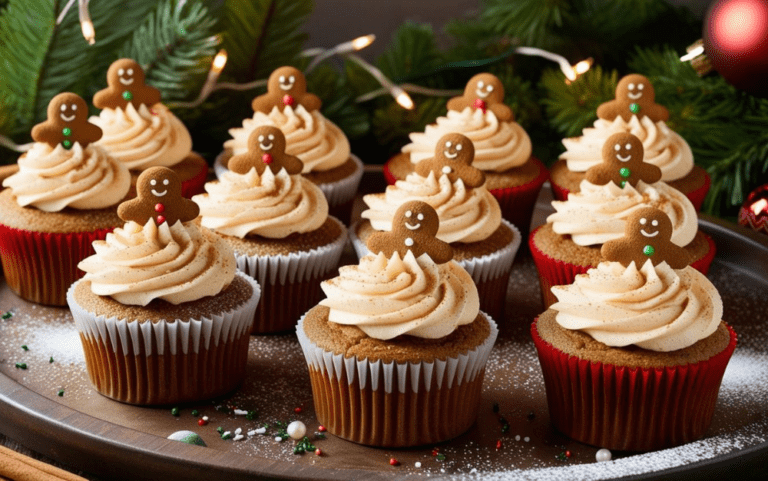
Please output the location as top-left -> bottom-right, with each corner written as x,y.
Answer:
212,50 -> 227,72
574,58 -> 592,75
751,198 -> 768,216
352,34 -> 376,51
393,88 -> 414,110
81,20 -> 95,45
680,45 -> 704,62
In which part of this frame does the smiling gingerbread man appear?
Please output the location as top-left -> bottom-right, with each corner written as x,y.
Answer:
415,133 -> 485,188
586,132 -> 661,188
601,207 -> 690,269
228,126 -> 304,176
118,167 -> 199,226
251,66 -> 321,114
446,73 -> 513,121
596,73 -> 669,123
31,92 -> 102,150
367,201 -> 453,264
93,59 -> 162,110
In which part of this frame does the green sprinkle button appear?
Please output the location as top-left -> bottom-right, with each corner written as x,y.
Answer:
619,167 -> 631,178
62,127 -> 71,136
62,140 -> 72,149
629,103 -> 640,114
643,245 -> 655,256
122,91 -> 133,101
620,180 -> 627,188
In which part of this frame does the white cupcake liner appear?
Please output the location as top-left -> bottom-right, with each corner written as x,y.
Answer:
214,153 -> 364,209
349,219 -> 521,285
296,313 -> 498,394
67,271 -> 261,356
234,216 -> 347,287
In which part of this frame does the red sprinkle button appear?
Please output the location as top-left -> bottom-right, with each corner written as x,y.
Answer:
473,98 -> 487,113
155,203 -> 165,213
262,153 -> 273,164
282,95 -> 295,107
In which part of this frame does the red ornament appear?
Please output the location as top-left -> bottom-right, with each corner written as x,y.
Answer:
704,0 -> 768,97
155,203 -> 165,213
156,215 -> 166,224
389,458 -> 399,466
739,183 -> 768,235
473,98 -> 487,113
283,95 -> 295,107
262,153 -> 273,165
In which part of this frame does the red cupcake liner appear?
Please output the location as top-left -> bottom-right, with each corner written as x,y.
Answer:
0,224 -> 112,306
180,161 -> 209,199
383,159 -> 398,186
550,179 -> 570,202
690,232 -> 716,276
528,226 -> 593,309
531,319 -> 737,451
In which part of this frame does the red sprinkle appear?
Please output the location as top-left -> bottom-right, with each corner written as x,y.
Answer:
314,448 -> 322,456
431,448 -> 440,456
156,215 -> 166,224
565,450 -> 572,458
198,418 -> 207,426
262,153 -> 273,164
155,203 -> 165,213
473,98 -> 487,113
389,458 -> 399,466
496,439 -> 503,450
294,407 -> 302,414
317,425 -> 326,432
283,95 -> 295,107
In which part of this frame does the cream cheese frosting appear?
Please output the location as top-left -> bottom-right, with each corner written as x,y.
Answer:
547,179 -> 697,247
361,172 -> 501,244
3,142 -> 130,212
90,103 -> 192,171
551,260 -> 722,352
193,167 -> 328,239
402,107 -> 532,172
561,115 -> 694,181
78,219 -> 236,306
319,251 -> 479,340
224,105 -> 350,173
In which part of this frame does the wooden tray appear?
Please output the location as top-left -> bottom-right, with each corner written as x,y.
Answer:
1,188 -> 768,480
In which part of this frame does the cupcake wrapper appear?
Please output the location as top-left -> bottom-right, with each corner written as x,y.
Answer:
531,319 -> 737,451
235,218 -> 347,333
487,157 -> 549,239
66,272 -> 261,405
382,159 -> 398,186
296,314 -> 498,447
550,179 -> 570,202
180,157 -> 209,199
0,223 -> 113,306
691,232 -> 716,275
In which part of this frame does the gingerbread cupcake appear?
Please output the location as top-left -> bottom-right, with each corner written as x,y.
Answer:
297,201 -> 498,447
67,167 -> 261,405
530,132 -> 715,308
384,73 -> 548,237
193,126 -> 346,333
550,74 -> 710,210
532,208 -> 736,451
90,59 -> 208,198
0,93 -> 130,305
352,133 -> 521,321
215,66 -> 363,224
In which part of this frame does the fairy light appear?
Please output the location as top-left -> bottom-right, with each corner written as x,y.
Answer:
392,86 -> 414,110
305,34 -> 376,72
681,44 -> 705,62
572,58 -> 593,76
351,34 -> 376,51
79,0 -> 95,45
345,53 -> 414,109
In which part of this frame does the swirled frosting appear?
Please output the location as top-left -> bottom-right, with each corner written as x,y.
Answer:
319,251 -> 479,340
193,167 -> 328,239
402,107 -> 532,172
361,171 -> 501,243
547,180 -> 697,247
561,115 -> 693,181
78,220 -> 236,306
90,103 -> 192,170
224,105 -> 350,173
551,260 -> 722,352
2,142 -> 130,212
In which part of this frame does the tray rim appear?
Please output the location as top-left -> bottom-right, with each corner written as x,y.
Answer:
1,214 -> 767,481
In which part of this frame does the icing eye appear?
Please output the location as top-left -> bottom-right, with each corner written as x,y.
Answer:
651,219 -> 658,226
71,104 -> 77,111
477,80 -> 484,88
150,179 -> 157,186
118,68 -> 125,76
405,210 -> 412,218
289,75 -> 295,83
614,144 -> 621,151
638,83 -> 644,90
279,75 -> 285,83
625,143 -> 632,150
258,135 -> 265,142
639,217 -> 647,225
628,83 -> 635,90
486,85 -> 494,92
60,104 -> 67,111
456,143 -> 462,151
127,68 -> 134,76
268,134 -> 274,140
417,213 -> 424,220
445,141 -> 452,148
163,179 -> 169,185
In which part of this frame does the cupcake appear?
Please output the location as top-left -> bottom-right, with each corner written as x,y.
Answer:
532,207 -> 736,451
352,133 -> 521,321
193,126 -> 346,333
215,66 -> 363,224
550,74 -> 710,210
384,73 -> 548,237
0,93 -> 130,305
530,132 -> 715,308
297,201 -> 498,447
90,59 -> 208,198
67,167 -> 261,405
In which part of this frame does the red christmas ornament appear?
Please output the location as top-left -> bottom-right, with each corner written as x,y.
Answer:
738,183 -> 768,235
473,98 -> 487,113
262,153 -> 273,164
704,0 -> 768,97
283,94 -> 295,107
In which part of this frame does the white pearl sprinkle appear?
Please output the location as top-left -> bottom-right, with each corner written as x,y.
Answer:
222,431 -> 231,438
524,437 -> 530,442
286,420 -> 307,440
233,434 -> 244,441
235,427 -> 242,435
404,238 -> 414,247
515,435 -> 521,441
202,416 -> 209,421
274,436 -> 283,442
233,409 -> 248,416
247,430 -> 258,436
415,462 -> 422,468
596,448 -> 612,462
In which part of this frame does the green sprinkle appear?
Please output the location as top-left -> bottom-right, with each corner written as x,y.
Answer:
57,389 -> 64,397
122,91 -> 133,101
620,180 -> 627,188
293,446 -> 305,454
629,103 -> 640,114
49,357 -> 54,363
21,345 -> 28,351
436,453 -> 446,461
171,407 -> 180,416
619,167 -> 631,178
191,409 -> 199,417
15,363 -> 27,370
62,127 -> 72,136
314,432 -> 326,439
2,311 -> 12,319
62,140 -> 72,149
221,432 -> 232,440
501,423 -> 510,434
245,410 -> 257,421
216,426 -> 224,434
643,245 -> 655,256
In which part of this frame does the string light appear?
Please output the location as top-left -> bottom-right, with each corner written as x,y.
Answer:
681,44 -> 705,62
514,47 -> 591,82
305,34 -> 376,72
356,83 -> 461,103
79,0 -> 95,45
344,53 -> 414,109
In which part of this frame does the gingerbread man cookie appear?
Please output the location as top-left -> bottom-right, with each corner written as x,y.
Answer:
446,73 -> 513,121
118,167 -> 199,226
93,59 -> 161,110
251,66 -> 321,114
367,201 -> 453,264
415,133 -> 485,188
228,126 -> 304,176
586,132 -> 661,188
601,207 -> 690,269
596,73 -> 669,123
31,93 -> 102,150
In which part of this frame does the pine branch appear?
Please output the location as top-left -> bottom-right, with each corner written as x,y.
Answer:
479,0 -> 571,48
306,65 -> 369,140
377,22 -> 443,83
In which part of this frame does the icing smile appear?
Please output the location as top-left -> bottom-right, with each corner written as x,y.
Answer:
617,153 -> 632,162
640,229 -> 659,237
444,150 -> 458,159
119,77 -> 134,86
151,189 -> 167,197
475,88 -> 489,98
60,113 -> 75,122
628,92 -> 642,100
259,142 -> 273,151
404,222 -> 421,230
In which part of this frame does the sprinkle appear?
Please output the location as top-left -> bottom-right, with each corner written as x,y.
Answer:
49,357 -> 54,363
432,448 -> 440,456
524,437 -> 530,442
436,453 -> 446,461
317,425 -> 326,432
21,345 -> 28,351
315,448 -> 322,456
415,462 -> 422,468
235,427 -> 242,435
389,458 -> 399,466
233,434 -> 244,441
14,363 -> 26,370
221,431 -> 232,440
274,436 -> 283,442
171,407 -> 180,417
496,439 -> 503,450
216,427 -> 223,434
255,427 -> 266,435
294,407 -> 302,414
197,419 -> 207,427
57,389 -> 64,397
515,435 -> 521,441
233,409 -> 248,416
247,430 -> 258,436
202,416 -> 209,422
2,311 -> 13,319
191,410 -> 199,417
596,448 -> 612,462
